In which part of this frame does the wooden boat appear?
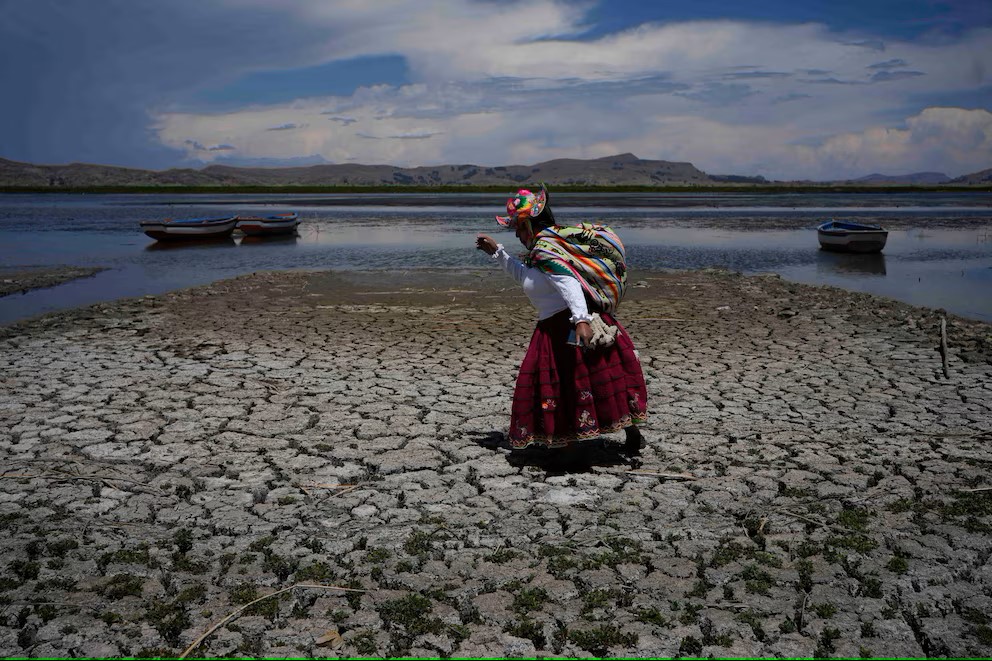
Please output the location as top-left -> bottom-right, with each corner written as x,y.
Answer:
140,216 -> 238,241
817,220 -> 888,253
235,212 -> 300,236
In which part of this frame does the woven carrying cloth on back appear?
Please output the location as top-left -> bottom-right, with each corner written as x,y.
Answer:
527,223 -> 628,314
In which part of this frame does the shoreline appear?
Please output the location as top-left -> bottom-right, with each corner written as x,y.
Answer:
0,266 -> 107,298
0,268 -> 990,657
3,262 -> 992,331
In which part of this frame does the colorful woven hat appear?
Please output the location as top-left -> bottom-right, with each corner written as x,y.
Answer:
495,184 -> 548,228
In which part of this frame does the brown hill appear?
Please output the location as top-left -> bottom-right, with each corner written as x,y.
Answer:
200,152 -> 713,186
0,157 -> 222,187
3,153 -> 988,188
949,168 -> 992,185
846,172 -> 950,185
0,153 -> 711,187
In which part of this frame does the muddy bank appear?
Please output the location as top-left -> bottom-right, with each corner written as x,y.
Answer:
0,268 -> 990,658
0,266 -> 107,297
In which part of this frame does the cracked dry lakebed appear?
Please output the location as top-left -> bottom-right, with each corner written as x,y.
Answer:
0,267 -> 991,658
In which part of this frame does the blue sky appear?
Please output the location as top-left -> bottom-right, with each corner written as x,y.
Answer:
1,0 -> 990,179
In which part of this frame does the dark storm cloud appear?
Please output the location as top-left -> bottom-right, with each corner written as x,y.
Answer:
870,70 -> 926,82
357,131 -> 441,140
868,58 -> 909,69
722,71 -> 792,80
185,140 -> 237,151
0,0 -> 330,168
323,115 -> 359,125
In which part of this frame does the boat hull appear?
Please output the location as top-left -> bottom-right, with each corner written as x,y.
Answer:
140,216 -> 238,240
235,214 -> 300,236
816,221 -> 888,254
817,231 -> 888,253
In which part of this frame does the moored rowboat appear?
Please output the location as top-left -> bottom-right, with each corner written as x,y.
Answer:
817,220 -> 888,253
140,216 -> 238,241
235,212 -> 300,236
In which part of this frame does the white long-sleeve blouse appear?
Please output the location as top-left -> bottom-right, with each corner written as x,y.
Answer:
492,244 -> 593,324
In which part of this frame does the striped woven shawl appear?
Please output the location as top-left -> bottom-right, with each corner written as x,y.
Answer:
528,223 -> 628,313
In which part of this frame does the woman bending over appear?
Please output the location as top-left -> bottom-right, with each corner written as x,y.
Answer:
476,185 -> 647,456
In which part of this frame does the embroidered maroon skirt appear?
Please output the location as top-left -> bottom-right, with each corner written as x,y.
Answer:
508,309 -> 648,448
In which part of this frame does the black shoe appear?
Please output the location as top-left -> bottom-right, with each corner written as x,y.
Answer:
623,430 -> 644,456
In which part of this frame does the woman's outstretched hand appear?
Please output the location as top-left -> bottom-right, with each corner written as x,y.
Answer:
476,234 -> 498,256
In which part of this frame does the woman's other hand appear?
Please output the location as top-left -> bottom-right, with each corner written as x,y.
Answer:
575,321 -> 593,348
476,234 -> 498,255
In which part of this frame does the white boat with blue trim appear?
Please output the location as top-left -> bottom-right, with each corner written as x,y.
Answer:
140,215 -> 239,241
235,212 -> 300,236
817,220 -> 888,253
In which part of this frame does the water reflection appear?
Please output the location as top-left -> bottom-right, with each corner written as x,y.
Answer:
238,234 -> 299,246
816,251 -> 887,276
2,193 -> 990,323
144,237 -> 237,251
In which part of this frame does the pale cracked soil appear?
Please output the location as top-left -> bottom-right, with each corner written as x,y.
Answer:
0,268 -> 990,658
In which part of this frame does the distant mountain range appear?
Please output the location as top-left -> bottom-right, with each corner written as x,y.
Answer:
847,172 -> 950,185
0,153 -> 988,188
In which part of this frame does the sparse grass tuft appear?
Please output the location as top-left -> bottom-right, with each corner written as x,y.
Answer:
814,626 -> 842,657
741,564 -> 775,595
262,552 -> 298,581
365,547 -> 392,563
505,617 -> 547,649
378,593 -> 443,636
98,574 -> 144,600
295,561 -> 336,583
144,598 -> 191,647
486,547 -> 518,564
737,609 -> 767,641
173,529 -> 194,555
836,507 -> 873,531
351,629 -> 378,655
403,530 -> 435,558
248,535 -> 276,552
886,555 -> 909,574
825,533 -> 878,554
678,635 -> 703,657
8,560 -> 40,584
98,545 -> 153,572
46,539 -> 79,557
813,602 -> 837,619
513,587 -> 549,614
568,624 -> 637,656
636,606 -> 670,627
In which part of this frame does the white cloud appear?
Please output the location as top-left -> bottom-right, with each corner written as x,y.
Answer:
794,107 -> 992,178
153,2 -> 992,178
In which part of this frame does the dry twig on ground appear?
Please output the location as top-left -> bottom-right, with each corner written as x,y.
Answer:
179,583 -> 366,659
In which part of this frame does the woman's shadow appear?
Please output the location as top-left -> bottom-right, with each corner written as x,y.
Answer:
465,431 -> 638,474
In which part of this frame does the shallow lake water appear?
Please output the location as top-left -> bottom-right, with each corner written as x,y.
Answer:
0,192 -> 990,324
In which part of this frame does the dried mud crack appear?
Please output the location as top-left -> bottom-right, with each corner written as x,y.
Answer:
1,268 -> 990,658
